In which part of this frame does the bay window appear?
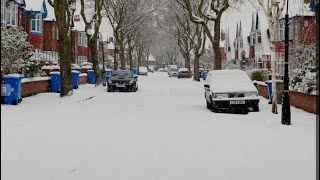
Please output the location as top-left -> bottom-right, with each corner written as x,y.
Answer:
31,13 -> 42,33
239,39 -> 243,49
5,2 -> 18,26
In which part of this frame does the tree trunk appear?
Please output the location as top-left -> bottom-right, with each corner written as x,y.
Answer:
113,32 -> 118,70
56,0 -> 72,97
89,36 -> 102,86
128,38 -> 133,71
194,53 -> 200,81
185,53 -> 191,77
213,18 -> 222,70
118,39 -> 126,70
271,14 -> 278,114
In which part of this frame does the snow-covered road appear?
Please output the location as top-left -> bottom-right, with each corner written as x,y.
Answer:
1,72 -> 317,180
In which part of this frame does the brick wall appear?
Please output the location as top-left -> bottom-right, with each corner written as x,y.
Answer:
257,84 -> 319,114
79,75 -> 87,85
43,21 -> 59,52
21,79 -> 50,97
19,75 -> 88,98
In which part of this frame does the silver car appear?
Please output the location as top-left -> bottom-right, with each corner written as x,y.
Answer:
168,68 -> 178,77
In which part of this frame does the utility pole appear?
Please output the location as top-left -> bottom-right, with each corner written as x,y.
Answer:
281,0 -> 291,125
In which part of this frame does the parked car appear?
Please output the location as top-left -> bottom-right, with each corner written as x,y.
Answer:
148,67 -> 154,73
204,70 -> 260,113
178,68 -> 190,79
107,70 -> 138,92
158,68 -> 167,72
139,66 -> 148,76
168,68 -> 179,77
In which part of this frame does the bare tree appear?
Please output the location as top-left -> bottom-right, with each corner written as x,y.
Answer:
176,0 -> 229,70
80,0 -> 104,86
256,0 -> 287,114
48,0 -> 76,97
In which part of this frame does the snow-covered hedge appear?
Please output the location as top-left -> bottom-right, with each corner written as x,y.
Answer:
290,57 -> 318,94
247,69 -> 269,82
1,27 -> 33,74
222,60 -> 240,70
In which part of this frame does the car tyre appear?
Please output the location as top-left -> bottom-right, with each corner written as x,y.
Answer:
253,104 -> 260,112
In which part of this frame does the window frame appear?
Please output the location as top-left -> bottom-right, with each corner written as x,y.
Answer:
31,13 -> 42,33
78,32 -> 88,47
256,31 -> 262,44
5,2 -> 18,27
77,56 -> 88,65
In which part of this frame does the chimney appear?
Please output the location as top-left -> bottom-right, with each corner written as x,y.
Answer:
221,30 -> 225,41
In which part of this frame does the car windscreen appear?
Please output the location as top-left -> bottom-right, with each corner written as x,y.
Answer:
170,68 -> 178,72
112,71 -> 133,78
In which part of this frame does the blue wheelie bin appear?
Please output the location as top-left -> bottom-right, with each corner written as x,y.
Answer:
202,71 -> 207,80
2,74 -> 24,105
87,70 -> 95,84
265,81 -> 284,104
132,68 -> 138,75
105,69 -> 113,81
71,70 -> 80,89
49,72 -> 61,93
265,81 -> 272,104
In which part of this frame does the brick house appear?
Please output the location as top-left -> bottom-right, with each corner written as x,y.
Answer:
274,0 -> 316,75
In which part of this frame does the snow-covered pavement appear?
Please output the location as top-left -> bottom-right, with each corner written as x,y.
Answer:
1,72 -> 317,180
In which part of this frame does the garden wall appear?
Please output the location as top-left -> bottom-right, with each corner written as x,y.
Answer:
20,74 -> 88,98
257,84 -> 318,114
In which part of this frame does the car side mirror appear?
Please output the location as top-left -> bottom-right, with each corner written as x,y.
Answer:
204,84 -> 210,89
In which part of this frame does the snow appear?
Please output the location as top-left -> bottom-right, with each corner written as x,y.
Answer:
1,72 -> 316,180
79,73 -> 87,77
139,67 -> 148,73
49,71 -> 60,75
72,70 -> 80,74
206,70 -> 258,93
41,65 -> 53,70
21,77 -> 50,83
178,68 -> 188,72
44,0 -> 55,21
4,74 -> 24,78
25,0 -> 44,11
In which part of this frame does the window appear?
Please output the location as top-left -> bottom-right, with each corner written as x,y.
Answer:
256,31 -> 262,43
239,39 -> 243,49
78,32 -> 87,47
78,56 -> 87,65
5,2 -> 18,26
250,33 -> 256,45
31,13 -> 42,33
276,22 -> 284,41
1,0 -> 5,23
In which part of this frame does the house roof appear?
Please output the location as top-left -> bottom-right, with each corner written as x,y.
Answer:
25,0 -> 44,12
44,0 -> 55,21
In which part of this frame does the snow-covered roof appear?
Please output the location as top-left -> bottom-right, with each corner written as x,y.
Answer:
178,68 -> 188,72
108,42 -> 115,50
25,0 -> 44,12
44,0 -> 55,21
73,0 -> 85,32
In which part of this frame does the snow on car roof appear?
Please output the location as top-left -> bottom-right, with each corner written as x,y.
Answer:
178,68 -> 188,72
207,70 -> 257,93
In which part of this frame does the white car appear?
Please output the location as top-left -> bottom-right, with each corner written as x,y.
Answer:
138,66 -> 148,76
204,70 -> 260,113
168,68 -> 179,77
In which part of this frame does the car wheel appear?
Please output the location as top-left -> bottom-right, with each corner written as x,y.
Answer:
253,104 -> 260,112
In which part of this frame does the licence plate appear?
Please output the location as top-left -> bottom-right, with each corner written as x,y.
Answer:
230,100 -> 246,105
116,84 -> 125,87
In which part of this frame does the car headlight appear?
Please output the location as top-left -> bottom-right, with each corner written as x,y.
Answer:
245,92 -> 258,97
107,79 -> 112,84
215,93 -> 229,99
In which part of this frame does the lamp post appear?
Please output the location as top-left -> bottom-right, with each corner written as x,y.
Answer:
281,0 -> 291,125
